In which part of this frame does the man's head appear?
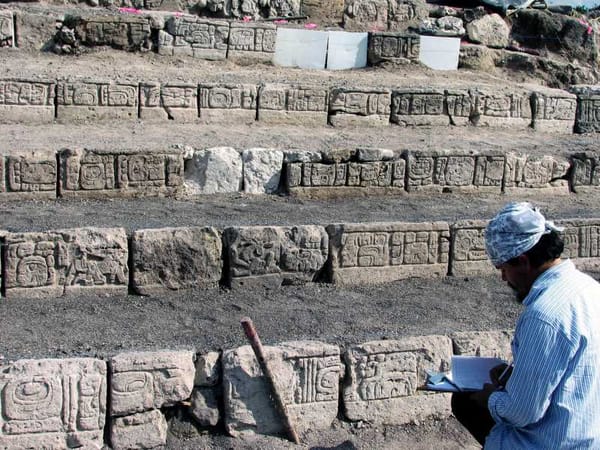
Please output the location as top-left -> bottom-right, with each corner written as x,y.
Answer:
485,202 -> 564,302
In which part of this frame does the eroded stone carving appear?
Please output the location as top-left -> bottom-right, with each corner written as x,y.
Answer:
343,0 -> 388,32
0,79 -> 56,124
449,220 -> 492,276
471,88 -> 531,128
258,84 -> 328,126
531,90 -> 576,133
223,341 -> 342,436
343,336 -> 452,425
59,148 -> 184,198
4,227 -> 128,299
0,10 -> 14,48
451,330 -> 513,361
131,226 -> 222,295
367,33 -> 420,64
242,147 -> 283,194
228,23 -> 276,62
56,81 -> 138,122
0,358 -> 106,449
327,221 -> 450,284
388,0 -> 428,32
185,146 -> 243,194
140,82 -> 199,122
571,85 -> 600,133
200,84 -> 258,124
160,16 -> 229,60
329,87 -> 391,127
195,0 -> 300,19
556,219 -> 600,272
570,152 -> 600,193
4,152 -> 57,199
391,88 -> 448,126
110,351 -> 195,416
64,13 -> 151,51
110,409 -> 168,450
504,153 -> 569,193
224,225 -> 328,288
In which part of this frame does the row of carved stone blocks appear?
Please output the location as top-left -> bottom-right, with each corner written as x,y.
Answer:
1,218 -> 599,298
3,77 -> 600,132
0,330 -> 512,449
3,147 -> 600,199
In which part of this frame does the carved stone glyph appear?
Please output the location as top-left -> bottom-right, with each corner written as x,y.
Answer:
2,151 -> 57,200
449,220 -> 493,276
227,23 -> 276,62
343,0 -> 388,32
224,225 -> 328,288
405,150 -> 504,193
110,409 -> 168,450
160,16 -> 229,60
570,152 -> 600,193
258,84 -> 328,126
343,336 -> 452,425
56,81 -> 138,122
0,10 -> 14,48
59,148 -> 184,198
368,33 -> 420,65
327,221 -> 450,284
185,147 -> 243,194
3,227 -> 128,299
0,79 -> 56,124
391,88 -> 448,126
223,341 -> 342,436
66,13 -> 151,51
556,218 -> 600,272
131,226 -> 222,295
571,85 -> 600,133
242,148 -> 283,194
0,358 -> 107,449
470,88 -> 531,128
329,87 -> 391,127
451,330 -> 514,361
504,152 -> 569,193
110,350 -> 195,416
199,84 -> 257,124
530,90 -> 576,133
140,82 -> 199,122
388,0 -> 428,32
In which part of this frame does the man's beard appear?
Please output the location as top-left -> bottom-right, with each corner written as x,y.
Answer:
508,282 -> 527,303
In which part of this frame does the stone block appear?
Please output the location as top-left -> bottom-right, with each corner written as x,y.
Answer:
224,225 -> 328,288
2,151 -> 57,200
470,88 -> 531,128
445,89 -> 473,126
56,81 -> 138,122
242,148 -> 284,194
195,351 -> 221,386
0,358 -> 106,449
391,88 -> 448,126
223,341 -> 343,436
530,89 -> 576,133
185,147 -> 243,194
258,84 -> 328,126
570,152 -> 600,193
190,388 -> 220,427
556,218 -> 600,272
110,350 -> 195,416
451,330 -> 513,361
67,13 -> 151,51
199,84 -> 257,125
131,227 -> 222,295
0,79 -> 56,124
0,10 -> 14,48
368,33 -> 420,64
388,0 -> 428,32
59,148 -> 184,198
356,148 -> 396,161
571,85 -> 600,133
503,153 -> 569,194
227,23 -> 276,62
283,150 -> 323,163
194,0 -> 300,20
329,87 -> 391,127
466,13 -> 509,48
14,10 -> 59,51
110,410 -> 168,450
449,220 -> 493,276
161,16 -> 229,60
343,0 -> 388,32
327,221 -> 450,284
405,150 -> 504,193
3,227 -> 128,299
140,82 -> 199,122
343,336 -> 452,425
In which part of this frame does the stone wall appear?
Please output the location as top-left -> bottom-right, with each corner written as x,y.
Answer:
0,330 -> 511,449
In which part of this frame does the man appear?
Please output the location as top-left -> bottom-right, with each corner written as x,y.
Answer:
452,202 -> 600,448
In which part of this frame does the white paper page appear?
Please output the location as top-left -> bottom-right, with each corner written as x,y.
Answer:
452,355 -> 505,390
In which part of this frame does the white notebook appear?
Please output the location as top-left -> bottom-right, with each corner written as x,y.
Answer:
426,355 -> 505,392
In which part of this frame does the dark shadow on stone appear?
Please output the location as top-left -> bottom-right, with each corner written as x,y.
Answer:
310,440 -> 358,450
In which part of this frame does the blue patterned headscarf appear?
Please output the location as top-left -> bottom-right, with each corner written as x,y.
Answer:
485,202 -> 563,266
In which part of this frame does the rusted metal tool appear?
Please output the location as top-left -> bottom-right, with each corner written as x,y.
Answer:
240,317 -> 300,445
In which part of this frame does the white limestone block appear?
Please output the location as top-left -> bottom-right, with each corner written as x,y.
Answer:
419,36 -> 460,70
185,147 -> 243,194
274,28 -> 328,69
242,148 -> 284,194
194,351 -> 221,386
326,31 -> 368,70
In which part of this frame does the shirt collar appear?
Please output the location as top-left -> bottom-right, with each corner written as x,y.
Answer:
522,259 -> 574,306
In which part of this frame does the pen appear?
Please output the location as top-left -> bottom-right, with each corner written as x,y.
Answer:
497,362 -> 513,387
443,375 -> 463,393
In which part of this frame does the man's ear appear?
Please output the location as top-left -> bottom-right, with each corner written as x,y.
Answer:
516,254 -> 530,268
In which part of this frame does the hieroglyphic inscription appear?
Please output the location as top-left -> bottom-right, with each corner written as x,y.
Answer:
0,11 -> 14,47
139,83 -> 198,122
199,83 -> 257,123
228,23 -> 276,61
449,221 -> 492,276
329,88 -> 391,126
0,79 -> 56,124
3,227 -> 128,298
570,152 -> 600,192
471,89 -> 531,128
291,356 -> 340,404
367,33 -> 420,64
504,153 -> 569,192
161,16 -> 229,59
451,330 -> 514,361
391,89 -> 447,126
56,81 -> 137,121
355,352 -> 418,400
531,91 -> 576,132
556,220 -> 600,271
4,152 -> 57,199
0,358 -> 106,449
60,148 -> 184,198
224,225 -> 328,288
445,89 -> 473,126
343,0 -> 388,32
571,85 -> 600,133
69,14 -> 151,50
387,0 -> 428,32
258,84 -> 328,125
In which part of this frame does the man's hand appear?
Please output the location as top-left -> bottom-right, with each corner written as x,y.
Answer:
470,383 -> 497,409
490,363 -> 513,387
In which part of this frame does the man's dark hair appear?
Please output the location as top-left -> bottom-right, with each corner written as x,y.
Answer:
507,231 -> 564,268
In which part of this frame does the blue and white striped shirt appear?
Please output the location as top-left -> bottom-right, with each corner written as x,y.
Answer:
486,259 -> 600,449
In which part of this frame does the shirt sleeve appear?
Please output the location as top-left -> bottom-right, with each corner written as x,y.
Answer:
488,315 -> 575,428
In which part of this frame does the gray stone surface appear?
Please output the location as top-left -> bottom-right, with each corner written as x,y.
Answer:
391,88 -> 448,126
503,153 -> 569,193
242,148 -> 284,194
530,89 -> 576,133
110,409 -> 168,450
185,147 -> 243,194
190,388 -> 220,427
470,87 -> 531,128
329,87 -> 391,127
449,220 -> 492,276
227,23 -> 276,62
131,226 -> 222,295
466,14 -> 509,49
65,13 -> 151,51
110,350 -> 195,416
571,85 -> 600,133
195,351 -> 221,387
223,341 -> 343,436
0,10 -> 14,48
1,151 -> 57,199
556,218 -> 600,272
258,84 -> 328,126
193,0 -> 300,20
59,148 -> 184,198
451,330 -> 513,361
139,82 -> 199,122
570,151 -> 600,193
199,84 -> 257,124
343,336 -> 453,425
14,9 -> 59,51
344,0 -> 388,32
3,227 -> 128,299
0,358 -> 107,449
388,0 -> 428,32
356,148 -> 396,161
367,33 -> 420,65
0,79 -> 56,124
327,222 -> 450,284
160,17 -> 229,60
418,16 -> 465,37
283,149 -> 323,163
224,225 -> 328,288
